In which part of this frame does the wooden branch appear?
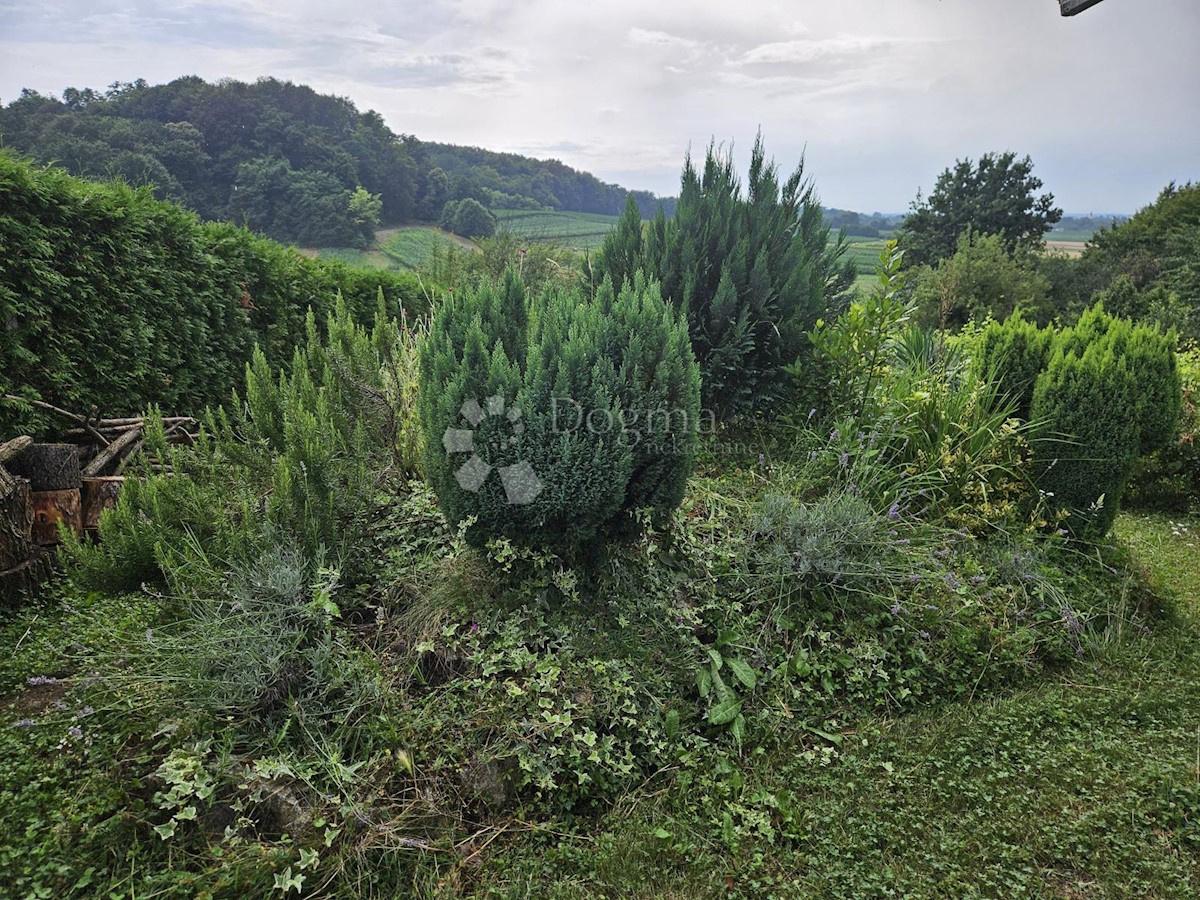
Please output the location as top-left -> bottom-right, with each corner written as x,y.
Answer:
82,425 -> 142,477
3,395 -> 109,446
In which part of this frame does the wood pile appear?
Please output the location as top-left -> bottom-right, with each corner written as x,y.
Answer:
0,405 -> 196,600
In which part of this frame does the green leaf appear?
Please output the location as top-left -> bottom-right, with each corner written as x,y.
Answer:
726,657 -> 757,690
708,697 -> 743,726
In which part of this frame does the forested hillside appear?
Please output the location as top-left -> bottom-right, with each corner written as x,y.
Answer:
0,76 -> 673,247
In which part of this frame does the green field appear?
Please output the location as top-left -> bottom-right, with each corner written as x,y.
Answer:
314,226 -> 469,271
378,226 -> 468,269
493,208 -> 621,250
1048,229 -> 1099,244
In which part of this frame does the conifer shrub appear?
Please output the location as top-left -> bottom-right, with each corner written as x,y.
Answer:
1030,339 -> 1141,536
419,270 -> 701,551
973,312 -> 1054,421
64,296 -> 407,591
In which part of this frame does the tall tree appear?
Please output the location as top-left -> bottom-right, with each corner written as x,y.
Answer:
593,136 -> 853,420
898,152 -> 1063,266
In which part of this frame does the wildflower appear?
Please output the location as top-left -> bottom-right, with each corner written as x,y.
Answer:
14,719 -> 36,730
27,675 -> 57,686
469,622 -> 480,633
969,575 -> 986,586
146,628 -> 155,644
1060,606 -> 1083,635
890,603 -> 902,616
909,573 -> 922,583
838,452 -> 850,469
934,548 -> 950,559
895,538 -> 911,546
944,572 -> 961,590
807,408 -> 817,422
77,706 -> 95,718
829,428 -> 841,443
68,725 -> 83,740
887,502 -> 901,521
919,630 -> 931,640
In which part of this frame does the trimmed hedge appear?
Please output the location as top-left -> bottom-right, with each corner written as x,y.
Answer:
419,270 -> 701,551
0,152 -> 426,437
1029,304 -> 1181,536
973,312 -> 1054,421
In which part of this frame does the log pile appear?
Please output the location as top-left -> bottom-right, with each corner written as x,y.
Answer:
0,409 -> 196,601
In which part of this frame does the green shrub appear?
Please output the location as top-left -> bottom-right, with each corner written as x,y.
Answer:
1128,345 -> 1200,509
0,152 -> 426,437
1031,339 -> 1141,536
419,269 -> 700,551
592,138 -> 854,420
63,296 -> 408,591
973,312 -> 1054,421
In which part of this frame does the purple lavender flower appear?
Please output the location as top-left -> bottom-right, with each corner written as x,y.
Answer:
895,538 -> 911,546
27,675 -> 58,686
758,453 -> 766,466
829,428 -> 841,443
890,603 -> 902,616
77,706 -> 95,718
807,408 -> 817,422
838,452 -> 850,469
14,719 -> 36,730
887,502 -> 901,521
944,572 -> 962,590
969,575 -> 986,586
919,630 -> 931,640
68,725 -> 83,740
934,548 -> 950,559
909,573 -> 922,583
1060,606 -> 1083,635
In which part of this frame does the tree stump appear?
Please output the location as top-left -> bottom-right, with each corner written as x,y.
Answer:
31,489 -> 82,545
7,443 -> 82,491
81,476 -> 125,532
0,475 -> 34,570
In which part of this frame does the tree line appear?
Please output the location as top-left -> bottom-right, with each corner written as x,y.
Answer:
0,76 -> 674,247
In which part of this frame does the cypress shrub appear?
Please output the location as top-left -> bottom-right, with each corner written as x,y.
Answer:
0,152 -> 426,437
419,269 -> 701,551
1030,339 -> 1141,536
973,312 -> 1054,421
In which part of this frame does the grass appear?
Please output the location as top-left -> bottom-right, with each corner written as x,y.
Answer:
452,511 -> 1200,898
379,226 -> 471,269
492,209 -> 621,251
312,225 -> 472,271
4,512 -> 1199,897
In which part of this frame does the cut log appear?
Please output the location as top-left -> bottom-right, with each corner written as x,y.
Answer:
0,476 -> 34,570
82,426 -> 142,477
7,443 -> 82,491
31,488 -> 82,545
0,436 -> 33,465
0,552 -> 54,603
81,476 -> 125,532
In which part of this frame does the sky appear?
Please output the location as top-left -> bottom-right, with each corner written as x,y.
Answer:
0,0 -> 1196,214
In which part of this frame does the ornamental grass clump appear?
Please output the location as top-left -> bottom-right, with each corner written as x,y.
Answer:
418,269 -> 701,551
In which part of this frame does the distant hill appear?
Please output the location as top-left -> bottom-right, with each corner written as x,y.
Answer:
0,75 -> 674,247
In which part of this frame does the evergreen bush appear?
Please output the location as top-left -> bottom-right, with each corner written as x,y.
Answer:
973,312 -> 1054,421
419,270 -> 701,551
1030,339 -> 1141,536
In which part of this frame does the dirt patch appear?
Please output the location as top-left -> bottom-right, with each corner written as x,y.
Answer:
4,678 -> 69,716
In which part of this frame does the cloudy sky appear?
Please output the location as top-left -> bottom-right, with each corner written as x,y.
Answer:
1,0 -> 1196,213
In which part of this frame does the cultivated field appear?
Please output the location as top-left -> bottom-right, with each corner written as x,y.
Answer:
493,209 -> 621,250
